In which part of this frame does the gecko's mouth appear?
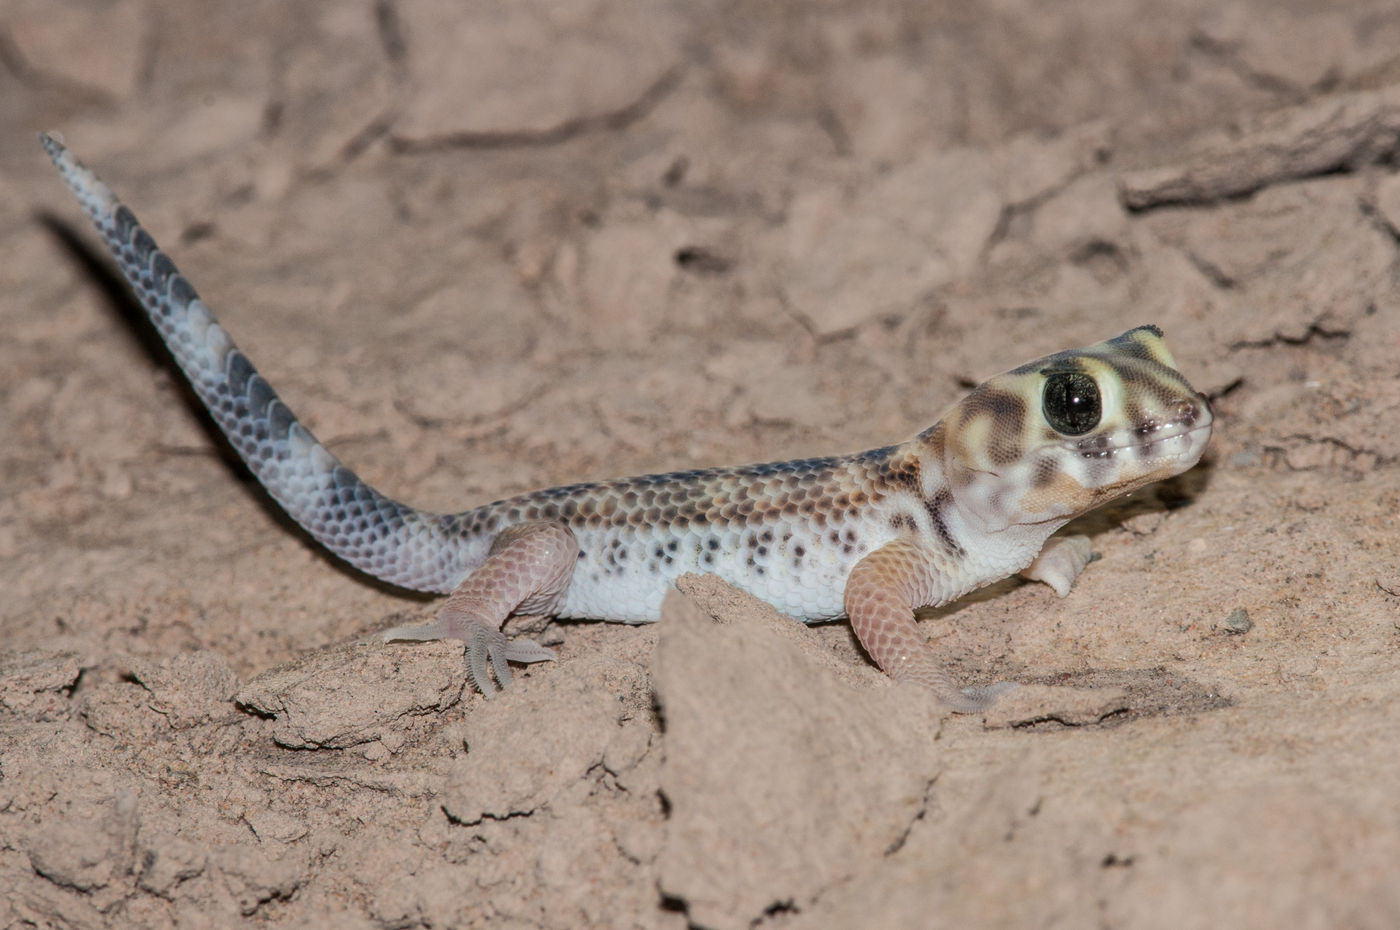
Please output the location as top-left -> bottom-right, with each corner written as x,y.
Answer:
1076,423 -> 1210,460
1071,400 -> 1213,461
971,419 -> 1213,486
1056,420 -> 1214,505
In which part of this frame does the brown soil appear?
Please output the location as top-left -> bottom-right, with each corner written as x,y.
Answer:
4,1 -> 1400,927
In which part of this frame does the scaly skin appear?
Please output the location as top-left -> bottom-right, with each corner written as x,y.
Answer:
42,134 -> 1213,710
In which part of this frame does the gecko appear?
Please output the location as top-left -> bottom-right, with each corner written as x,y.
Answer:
41,133 -> 1213,712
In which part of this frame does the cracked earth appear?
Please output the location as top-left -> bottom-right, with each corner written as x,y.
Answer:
3,1 -> 1400,928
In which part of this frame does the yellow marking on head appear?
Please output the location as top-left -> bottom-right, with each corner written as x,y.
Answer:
1115,325 -> 1179,369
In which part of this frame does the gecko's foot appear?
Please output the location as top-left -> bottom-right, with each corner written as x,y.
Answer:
466,621 -> 556,698
953,680 -> 1021,713
381,618 -> 556,697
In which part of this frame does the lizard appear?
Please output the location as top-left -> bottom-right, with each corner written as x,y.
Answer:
41,133 -> 1213,712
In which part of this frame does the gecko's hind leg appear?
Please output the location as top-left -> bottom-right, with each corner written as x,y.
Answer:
382,522 -> 578,696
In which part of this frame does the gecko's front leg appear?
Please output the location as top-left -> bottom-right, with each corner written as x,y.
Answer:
1021,535 -> 1095,597
844,540 -> 1018,713
383,522 -> 577,696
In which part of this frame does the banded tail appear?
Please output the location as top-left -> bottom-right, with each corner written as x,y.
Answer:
41,133 -> 472,593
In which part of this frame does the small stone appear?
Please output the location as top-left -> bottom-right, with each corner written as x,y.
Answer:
1223,608 -> 1253,634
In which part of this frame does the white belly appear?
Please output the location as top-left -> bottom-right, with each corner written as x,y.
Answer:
556,513 -> 899,623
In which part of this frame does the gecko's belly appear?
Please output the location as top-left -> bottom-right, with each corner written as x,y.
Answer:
555,516 -> 894,623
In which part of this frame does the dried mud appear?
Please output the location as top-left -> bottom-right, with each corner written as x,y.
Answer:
3,2 -> 1400,928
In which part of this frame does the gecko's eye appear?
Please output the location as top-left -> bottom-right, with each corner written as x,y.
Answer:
1042,371 -> 1101,436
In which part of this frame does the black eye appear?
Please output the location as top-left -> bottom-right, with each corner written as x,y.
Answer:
1042,371 -> 1101,436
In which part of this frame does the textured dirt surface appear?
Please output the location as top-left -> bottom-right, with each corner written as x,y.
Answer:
4,1 -> 1400,928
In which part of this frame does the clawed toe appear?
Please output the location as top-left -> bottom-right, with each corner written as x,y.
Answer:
956,680 -> 1021,712
466,623 -> 509,697
465,623 -> 557,698
501,637 -> 557,665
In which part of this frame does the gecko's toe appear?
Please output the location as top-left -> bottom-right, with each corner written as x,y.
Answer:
466,623 -> 507,697
464,623 -> 557,697
379,620 -> 445,643
501,638 -> 557,665
956,680 -> 1021,712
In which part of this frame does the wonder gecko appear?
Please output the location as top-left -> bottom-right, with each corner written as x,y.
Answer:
41,133 -> 1213,712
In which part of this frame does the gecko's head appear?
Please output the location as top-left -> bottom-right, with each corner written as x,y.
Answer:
937,325 -> 1213,532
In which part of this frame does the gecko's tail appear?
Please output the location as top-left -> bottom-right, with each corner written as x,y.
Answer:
41,133 -> 472,594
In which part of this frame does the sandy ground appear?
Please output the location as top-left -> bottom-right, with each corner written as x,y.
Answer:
3,1 -> 1400,927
